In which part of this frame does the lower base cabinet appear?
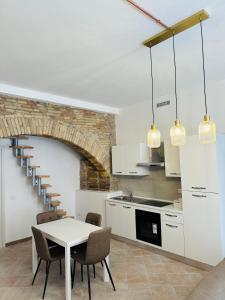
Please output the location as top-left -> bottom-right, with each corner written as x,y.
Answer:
161,221 -> 185,256
106,201 -> 135,240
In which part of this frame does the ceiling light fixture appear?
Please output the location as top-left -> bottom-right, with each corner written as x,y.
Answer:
147,47 -> 161,148
170,34 -> 186,147
198,19 -> 216,144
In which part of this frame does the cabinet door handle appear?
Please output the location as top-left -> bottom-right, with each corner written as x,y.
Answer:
123,206 -> 131,209
115,171 -> 122,174
192,194 -> 207,198
128,171 -> 138,174
169,172 -> 180,175
165,213 -> 177,218
109,203 -> 116,206
191,186 -> 206,190
166,224 -> 178,228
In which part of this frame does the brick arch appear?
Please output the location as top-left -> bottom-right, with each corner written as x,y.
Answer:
0,115 -> 111,175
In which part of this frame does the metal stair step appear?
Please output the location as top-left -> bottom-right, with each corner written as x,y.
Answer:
11,135 -> 29,139
46,193 -> 61,198
41,184 -> 52,188
10,145 -> 34,149
17,155 -> 33,159
57,210 -> 67,217
36,175 -> 50,178
50,200 -> 61,207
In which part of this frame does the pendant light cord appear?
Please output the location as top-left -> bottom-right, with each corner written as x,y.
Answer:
172,34 -> 178,120
149,47 -> 155,124
200,19 -> 208,115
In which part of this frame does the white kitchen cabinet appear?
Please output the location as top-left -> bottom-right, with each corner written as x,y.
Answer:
106,201 -> 121,236
183,191 -> 223,266
112,143 -> 150,176
120,203 -> 136,240
106,201 -> 135,240
164,139 -> 181,177
162,221 -> 184,256
179,135 -> 218,193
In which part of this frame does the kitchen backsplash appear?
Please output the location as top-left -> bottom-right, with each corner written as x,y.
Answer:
116,169 -> 181,201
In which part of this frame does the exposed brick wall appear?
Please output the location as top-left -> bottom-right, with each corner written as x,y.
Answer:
0,95 -> 116,190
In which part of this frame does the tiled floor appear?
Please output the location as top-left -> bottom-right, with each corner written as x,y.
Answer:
0,239 -> 207,300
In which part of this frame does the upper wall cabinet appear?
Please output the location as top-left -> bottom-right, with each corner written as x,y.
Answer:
112,143 -> 150,176
164,139 -> 181,177
180,135 -> 219,193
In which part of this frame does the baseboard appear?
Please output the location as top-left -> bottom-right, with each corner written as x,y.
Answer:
5,236 -> 32,247
111,234 -> 213,271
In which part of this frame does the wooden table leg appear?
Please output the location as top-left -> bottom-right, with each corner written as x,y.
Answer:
32,235 -> 37,274
103,255 -> 110,282
65,245 -> 71,300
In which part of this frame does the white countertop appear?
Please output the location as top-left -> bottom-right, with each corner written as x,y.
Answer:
107,195 -> 183,214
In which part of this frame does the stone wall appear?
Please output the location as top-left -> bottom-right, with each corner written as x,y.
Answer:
0,96 -> 116,190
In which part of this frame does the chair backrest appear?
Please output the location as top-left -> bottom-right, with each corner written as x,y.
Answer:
85,212 -> 102,227
32,226 -> 51,261
36,211 -> 58,225
85,227 -> 111,265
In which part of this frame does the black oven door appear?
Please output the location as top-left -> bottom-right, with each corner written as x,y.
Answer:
135,209 -> 162,247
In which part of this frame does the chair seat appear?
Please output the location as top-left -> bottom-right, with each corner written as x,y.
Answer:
49,246 -> 65,261
71,248 -> 87,265
47,239 -> 58,248
71,242 -> 86,254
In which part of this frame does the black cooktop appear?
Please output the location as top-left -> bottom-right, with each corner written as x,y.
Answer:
139,200 -> 170,207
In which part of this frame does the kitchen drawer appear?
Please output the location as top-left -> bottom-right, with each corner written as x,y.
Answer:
162,221 -> 185,256
162,211 -> 183,224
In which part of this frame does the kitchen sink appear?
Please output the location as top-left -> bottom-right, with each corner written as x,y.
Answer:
110,196 -> 171,207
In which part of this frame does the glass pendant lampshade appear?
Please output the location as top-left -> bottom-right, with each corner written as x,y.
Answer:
147,124 -> 161,148
170,119 -> 186,146
198,20 -> 216,144
147,47 -> 161,148
170,34 -> 186,147
199,114 -> 216,144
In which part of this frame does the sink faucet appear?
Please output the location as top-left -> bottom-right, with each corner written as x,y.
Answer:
124,189 -> 133,200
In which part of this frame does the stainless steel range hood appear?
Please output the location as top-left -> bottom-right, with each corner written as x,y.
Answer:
137,143 -> 164,168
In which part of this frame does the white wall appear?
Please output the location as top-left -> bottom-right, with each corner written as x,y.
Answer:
0,136 -> 81,244
116,80 -> 225,144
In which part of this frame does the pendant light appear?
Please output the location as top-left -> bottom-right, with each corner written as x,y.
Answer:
198,19 -> 216,144
170,34 -> 186,146
147,47 -> 161,148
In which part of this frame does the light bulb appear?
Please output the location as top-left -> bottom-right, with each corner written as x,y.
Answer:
199,114 -> 216,144
170,119 -> 186,146
147,124 -> 161,148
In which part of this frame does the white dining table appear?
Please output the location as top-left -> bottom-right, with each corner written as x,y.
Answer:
32,218 -> 109,300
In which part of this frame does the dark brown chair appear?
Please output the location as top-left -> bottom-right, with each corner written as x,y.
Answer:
72,212 -> 102,279
32,226 -> 65,299
85,212 -> 102,226
36,211 -> 58,224
71,227 -> 115,300
36,211 -> 58,248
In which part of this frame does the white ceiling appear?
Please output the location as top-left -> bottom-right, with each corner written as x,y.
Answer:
0,0 -> 224,110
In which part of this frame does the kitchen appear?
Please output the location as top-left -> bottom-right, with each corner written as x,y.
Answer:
77,135 -> 225,268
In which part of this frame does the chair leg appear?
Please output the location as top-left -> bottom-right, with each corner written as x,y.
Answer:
42,261 -> 51,299
32,258 -> 42,285
93,264 -> 96,278
72,260 -> 76,289
103,258 -> 116,291
59,259 -> 62,275
81,264 -> 83,282
87,265 -> 91,300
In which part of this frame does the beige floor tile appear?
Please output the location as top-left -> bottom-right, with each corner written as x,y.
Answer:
0,239 -> 206,300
